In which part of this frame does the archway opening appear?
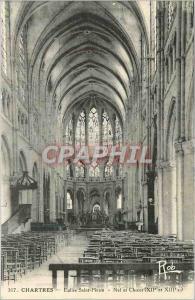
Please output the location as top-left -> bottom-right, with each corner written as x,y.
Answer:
66,190 -> 75,225
147,115 -> 157,234
116,187 -> 122,210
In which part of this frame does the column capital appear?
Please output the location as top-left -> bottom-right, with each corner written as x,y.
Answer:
156,160 -> 175,169
174,141 -> 184,153
164,160 -> 176,168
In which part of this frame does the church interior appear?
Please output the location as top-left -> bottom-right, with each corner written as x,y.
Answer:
0,1 -> 194,291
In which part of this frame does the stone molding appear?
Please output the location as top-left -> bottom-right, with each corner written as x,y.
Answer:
156,160 -> 176,169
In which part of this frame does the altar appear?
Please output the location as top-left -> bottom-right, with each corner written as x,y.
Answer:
78,204 -> 109,228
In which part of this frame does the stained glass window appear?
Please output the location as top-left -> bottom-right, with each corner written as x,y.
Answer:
89,165 -> 100,177
1,2 -> 8,75
75,163 -> 85,178
65,117 -> 73,145
88,107 -> 99,145
67,192 -> 73,209
65,106 -> 123,173
75,110 -> 85,146
105,162 -> 113,177
115,115 -> 122,145
102,110 -> 113,146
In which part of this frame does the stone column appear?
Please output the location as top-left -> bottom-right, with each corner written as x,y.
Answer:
39,160 -> 44,222
170,163 -> 177,235
131,168 -> 137,222
175,142 -> 184,240
176,2 -> 182,140
160,3 -> 165,158
142,180 -> 148,232
181,3 -> 186,140
157,162 -> 164,235
156,3 -> 163,235
161,161 -> 177,235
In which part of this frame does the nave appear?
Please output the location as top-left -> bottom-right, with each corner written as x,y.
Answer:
0,2 -> 194,298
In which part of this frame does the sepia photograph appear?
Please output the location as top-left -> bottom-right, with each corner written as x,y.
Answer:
0,1 -> 194,299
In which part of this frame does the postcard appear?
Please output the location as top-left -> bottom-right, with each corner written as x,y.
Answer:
0,1 -> 194,300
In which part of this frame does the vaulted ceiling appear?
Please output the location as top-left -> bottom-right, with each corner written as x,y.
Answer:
13,1 -> 149,120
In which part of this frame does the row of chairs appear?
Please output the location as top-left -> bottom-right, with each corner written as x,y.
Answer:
45,229 -> 194,289
1,230 -> 74,282
75,230 -> 194,287
79,230 -> 194,264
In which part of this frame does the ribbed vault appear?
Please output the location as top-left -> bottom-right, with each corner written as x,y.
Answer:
14,1 -> 149,121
